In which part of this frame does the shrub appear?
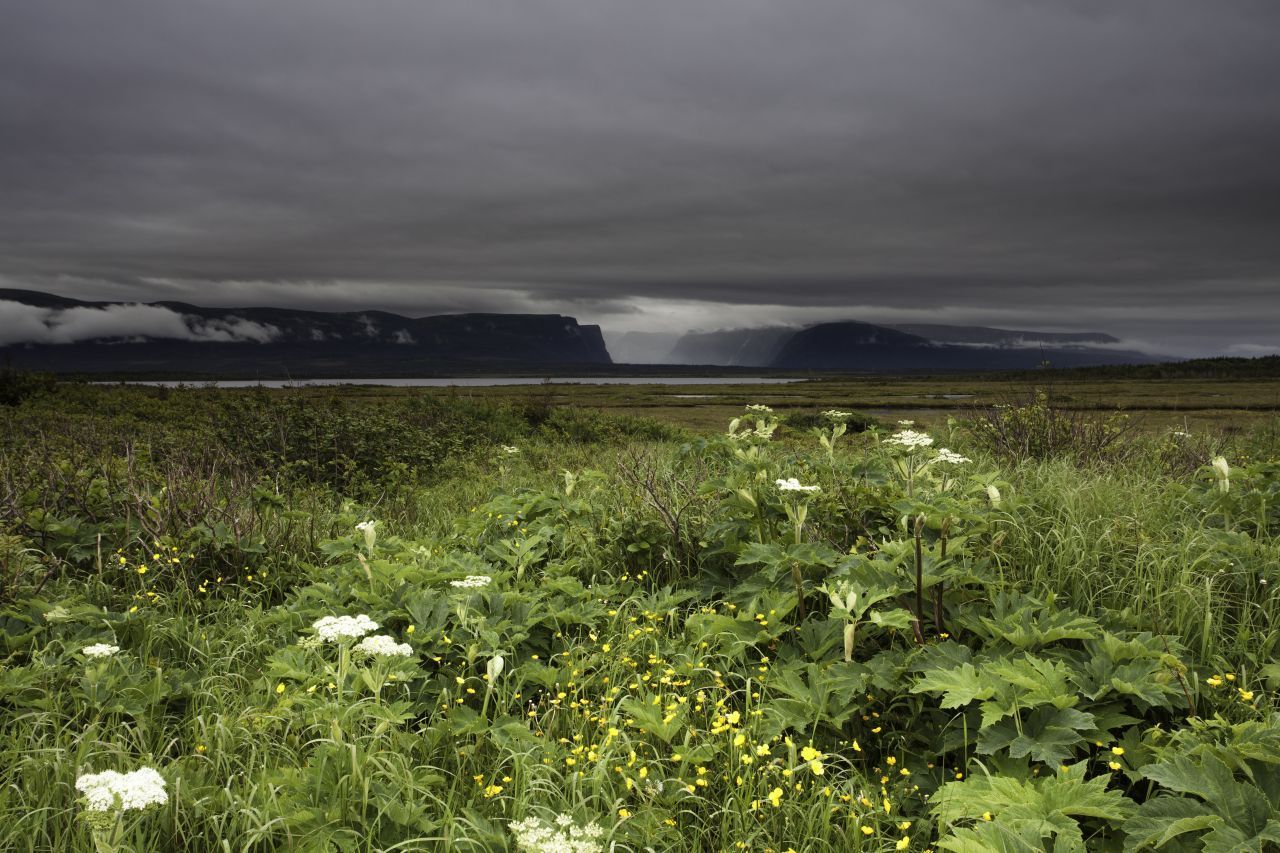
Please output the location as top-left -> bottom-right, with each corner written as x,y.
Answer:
968,389 -> 1136,463
0,367 -> 56,407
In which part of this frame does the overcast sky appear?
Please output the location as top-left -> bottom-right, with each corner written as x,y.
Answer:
2,0 -> 1279,356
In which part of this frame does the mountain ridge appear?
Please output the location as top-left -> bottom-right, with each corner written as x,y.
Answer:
2,289 -> 1161,374
0,289 -> 613,372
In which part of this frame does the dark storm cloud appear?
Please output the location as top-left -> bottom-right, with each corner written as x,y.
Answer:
1,0 -> 1278,354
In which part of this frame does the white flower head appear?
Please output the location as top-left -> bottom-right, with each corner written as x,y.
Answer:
933,448 -> 970,465
82,643 -> 121,659
1211,456 -> 1231,493
451,575 -> 493,589
775,477 -> 820,493
500,445 -> 521,455
822,409 -> 853,421
76,768 -> 168,812
511,814 -> 605,853
355,520 -> 378,552
897,419 -> 916,427
986,484 -> 1003,507
886,429 -> 934,449
312,614 -> 380,642
744,404 -> 774,413
355,634 -> 414,657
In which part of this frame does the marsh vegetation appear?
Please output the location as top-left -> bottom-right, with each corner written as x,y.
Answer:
1,382 -> 1277,851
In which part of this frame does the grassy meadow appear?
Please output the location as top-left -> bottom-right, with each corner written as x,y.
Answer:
1,376 -> 1279,851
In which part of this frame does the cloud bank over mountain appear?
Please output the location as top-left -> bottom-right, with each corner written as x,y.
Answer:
0,300 -> 280,346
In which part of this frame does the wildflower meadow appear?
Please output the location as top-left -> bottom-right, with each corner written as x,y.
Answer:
1,385 -> 1278,851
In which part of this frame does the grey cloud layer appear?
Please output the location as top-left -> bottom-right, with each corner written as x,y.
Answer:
0,301 -> 280,346
1,0 -> 1278,352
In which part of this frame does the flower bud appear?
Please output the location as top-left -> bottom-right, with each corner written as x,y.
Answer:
1211,456 -> 1230,493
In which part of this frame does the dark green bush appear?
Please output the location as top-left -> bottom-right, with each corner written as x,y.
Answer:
781,409 -> 878,434
0,367 -> 56,407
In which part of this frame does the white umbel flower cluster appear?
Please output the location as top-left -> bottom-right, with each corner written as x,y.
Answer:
82,643 -> 120,659
775,477 -> 820,492
355,520 -> 378,552
500,445 -> 521,455
886,429 -> 934,449
744,404 -> 773,412
933,448 -> 971,465
355,635 -> 414,657
451,575 -> 492,588
312,614 -> 379,642
75,768 -> 168,812
511,814 -> 605,853
822,410 -> 853,420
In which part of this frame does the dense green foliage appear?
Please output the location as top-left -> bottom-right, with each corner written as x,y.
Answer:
1,388 -> 1278,851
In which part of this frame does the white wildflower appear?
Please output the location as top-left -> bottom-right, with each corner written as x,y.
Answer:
500,445 -> 521,455
355,520 -> 378,552
745,404 -> 773,413
82,643 -> 121,659
886,429 -> 934,449
775,477 -> 820,493
511,814 -> 606,853
451,575 -> 493,589
897,419 -> 916,427
933,448 -> 970,465
312,614 -> 379,642
355,634 -> 414,657
822,409 -> 853,420
76,768 -> 168,812
987,484 -> 1003,507
1211,456 -> 1231,493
